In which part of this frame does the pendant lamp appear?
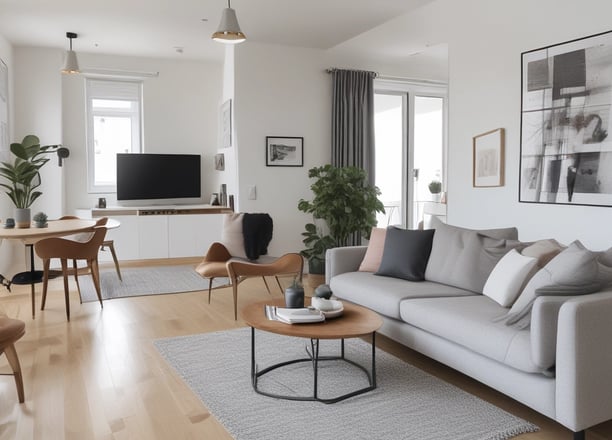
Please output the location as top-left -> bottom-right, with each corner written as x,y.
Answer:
212,0 -> 246,44
61,32 -> 80,74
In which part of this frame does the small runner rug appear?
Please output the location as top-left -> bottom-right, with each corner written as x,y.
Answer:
79,265 -> 229,302
154,327 -> 538,440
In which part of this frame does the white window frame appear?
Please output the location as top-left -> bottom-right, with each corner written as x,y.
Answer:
375,78 -> 448,227
85,78 -> 143,193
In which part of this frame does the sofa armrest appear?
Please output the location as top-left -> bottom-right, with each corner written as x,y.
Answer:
325,246 -> 367,283
531,296 -> 572,369
555,290 -> 612,432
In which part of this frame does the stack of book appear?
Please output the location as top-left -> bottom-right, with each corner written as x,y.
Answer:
265,305 -> 325,324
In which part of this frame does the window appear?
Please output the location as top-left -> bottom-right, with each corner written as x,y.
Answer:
86,79 -> 142,193
374,81 -> 447,228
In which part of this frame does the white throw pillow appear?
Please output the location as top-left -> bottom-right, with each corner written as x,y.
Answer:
483,249 -> 538,307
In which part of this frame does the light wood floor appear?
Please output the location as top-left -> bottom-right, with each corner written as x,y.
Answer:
0,259 -> 610,440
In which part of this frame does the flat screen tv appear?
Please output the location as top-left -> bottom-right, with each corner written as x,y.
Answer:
116,153 -> 201,202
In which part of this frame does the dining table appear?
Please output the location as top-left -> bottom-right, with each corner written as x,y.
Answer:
0,218 -> 97,318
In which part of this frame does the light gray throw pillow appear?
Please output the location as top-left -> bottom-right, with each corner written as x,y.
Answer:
424,218 -> 521,293
501,240 -> 606,328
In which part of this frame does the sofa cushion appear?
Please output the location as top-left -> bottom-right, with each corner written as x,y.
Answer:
502,240 -> 603,328
424,218 -> 522,293
330,271 -> 474,320
375,227 -> 434,281
399,295 -> 545,374
521,239 -> 565,267
483,249 -> 538,307
358,228 -> 387,272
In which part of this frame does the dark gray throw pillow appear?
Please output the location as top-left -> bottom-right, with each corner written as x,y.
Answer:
375,227 -> 435,281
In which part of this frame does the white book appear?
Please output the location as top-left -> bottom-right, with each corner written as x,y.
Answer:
269,306 -> 325,324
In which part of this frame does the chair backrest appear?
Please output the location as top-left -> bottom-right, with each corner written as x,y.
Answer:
34,227 -> 108,260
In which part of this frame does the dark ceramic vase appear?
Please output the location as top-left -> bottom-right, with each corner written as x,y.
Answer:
285,286 -> 305,308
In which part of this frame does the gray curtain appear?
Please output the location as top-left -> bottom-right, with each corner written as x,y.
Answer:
330,68 -> 376,246
330,68 -> 376,184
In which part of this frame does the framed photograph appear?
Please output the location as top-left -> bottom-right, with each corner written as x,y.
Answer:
520,29 -> 612,206
473,128 -> 505,187
214,153 -> 225,171
266,136 -> 303,167
221,99 -> 232,148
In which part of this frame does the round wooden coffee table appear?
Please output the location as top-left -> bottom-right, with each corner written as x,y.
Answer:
241,298 -> 383,404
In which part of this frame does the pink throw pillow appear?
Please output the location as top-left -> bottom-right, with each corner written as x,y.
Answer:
358,228 -> 387,272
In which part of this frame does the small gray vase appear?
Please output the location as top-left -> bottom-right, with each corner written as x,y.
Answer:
284,286 -> 305,308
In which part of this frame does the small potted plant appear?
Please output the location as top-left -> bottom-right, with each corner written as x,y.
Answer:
33,211 -> 48,228
428,180 -> 442,202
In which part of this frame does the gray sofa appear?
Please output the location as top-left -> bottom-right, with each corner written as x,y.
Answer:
326,221 -> 612,440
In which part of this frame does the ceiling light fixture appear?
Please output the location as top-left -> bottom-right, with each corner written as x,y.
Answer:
61,32 -> 80,74
211,0 -> 246,44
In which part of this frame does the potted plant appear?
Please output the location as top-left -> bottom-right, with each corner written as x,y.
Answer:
298,165 -> 385,276
33,211 -> 48,228
0,135 -> 58,228
428,180 -> 442,202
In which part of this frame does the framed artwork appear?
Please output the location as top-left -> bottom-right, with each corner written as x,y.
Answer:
266,136 -> 303,167
221,99 -> 232,148
214,153 -> 225,171
520,29 -> 612,206
473,128 -> 505,187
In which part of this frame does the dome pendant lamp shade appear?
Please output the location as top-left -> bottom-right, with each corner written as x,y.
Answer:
61,32 -> 80,74
212,0 -> 246,44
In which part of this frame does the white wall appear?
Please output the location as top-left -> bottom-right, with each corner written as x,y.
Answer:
60,52 -> 223,212
233,43 -> 331,257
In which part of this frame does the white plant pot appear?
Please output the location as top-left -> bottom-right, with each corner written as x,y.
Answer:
15,208 -> 31,228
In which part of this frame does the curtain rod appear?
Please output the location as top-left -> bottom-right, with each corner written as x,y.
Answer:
325,68 -> 447,85
80,68 -> 160,79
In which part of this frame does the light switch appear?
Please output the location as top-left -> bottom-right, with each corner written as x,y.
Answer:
248,185 -> 257,200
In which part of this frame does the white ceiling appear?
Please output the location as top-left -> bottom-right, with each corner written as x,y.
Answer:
0,0 -> 435,62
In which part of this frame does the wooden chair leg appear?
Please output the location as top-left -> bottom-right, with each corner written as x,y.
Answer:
107,242 -> 122,281
60,259 -> 70,321
3,343 -> 24,403
41,259 -> 50,311
232,281 -> 239,321
72,259 -> 82,304
89,259 -> 104,309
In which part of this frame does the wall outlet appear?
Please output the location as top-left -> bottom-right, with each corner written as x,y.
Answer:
248,185 -> 257,200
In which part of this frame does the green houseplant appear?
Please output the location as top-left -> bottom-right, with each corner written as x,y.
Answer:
298,165 -> 385,275
0,135 -> 58,228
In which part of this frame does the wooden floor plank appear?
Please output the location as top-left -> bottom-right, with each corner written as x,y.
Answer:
0,259 -> 610,439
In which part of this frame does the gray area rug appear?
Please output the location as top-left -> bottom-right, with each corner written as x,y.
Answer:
154,327 -> 538,440
80,265 -> 229,302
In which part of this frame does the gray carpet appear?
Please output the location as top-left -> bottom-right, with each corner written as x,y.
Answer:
154,328 -> 538,440
79,265 -> 230,302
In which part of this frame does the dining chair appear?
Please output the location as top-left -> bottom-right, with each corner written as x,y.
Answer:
34,226 -> 107,320
0,314 -> 26,403
59,215 -> 122,281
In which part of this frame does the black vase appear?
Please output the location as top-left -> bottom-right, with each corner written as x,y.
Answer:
285,287 -> 305,308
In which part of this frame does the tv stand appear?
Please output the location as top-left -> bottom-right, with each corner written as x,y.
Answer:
76,204 -> 233,261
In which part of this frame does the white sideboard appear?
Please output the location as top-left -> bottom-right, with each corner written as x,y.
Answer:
76,205 -> 232,261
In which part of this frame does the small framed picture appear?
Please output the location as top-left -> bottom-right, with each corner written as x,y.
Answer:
214,153 -> 225,171
473,128 -> 505,187
266,136 -> 304,167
